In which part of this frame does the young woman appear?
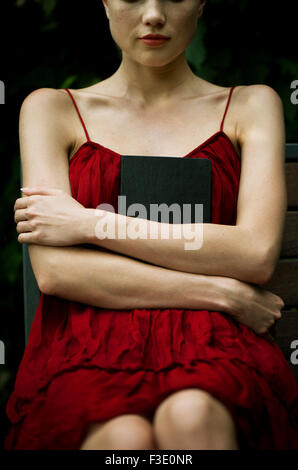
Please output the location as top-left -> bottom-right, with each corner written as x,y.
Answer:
6,0 -> 298,450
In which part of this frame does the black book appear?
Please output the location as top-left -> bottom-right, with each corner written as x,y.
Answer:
119,155 -> 212,224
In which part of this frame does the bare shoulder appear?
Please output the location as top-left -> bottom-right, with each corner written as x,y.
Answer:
235,84 -> 283,118
20,87 -> 76,150
235,84 -> 283,108
20,87 -> 77,129
234,84 -> 284,143
22,87 -> 62,108
20,87 -> 75,118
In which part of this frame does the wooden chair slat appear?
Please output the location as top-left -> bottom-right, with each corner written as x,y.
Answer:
281,211 -> 298,256
263,259 -> 298,305
285,162 -> 298,206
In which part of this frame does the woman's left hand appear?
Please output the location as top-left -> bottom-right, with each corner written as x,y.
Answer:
14,187 -> 89,246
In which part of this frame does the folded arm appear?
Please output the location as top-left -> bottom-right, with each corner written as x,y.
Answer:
81,85 -> 287,286
36,243 -> 230,313
83,212 -> 266,284
18,86 -> 286,296
17,88 -> 233,313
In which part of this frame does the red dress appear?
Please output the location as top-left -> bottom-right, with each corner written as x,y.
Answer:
4,86 -> 298,450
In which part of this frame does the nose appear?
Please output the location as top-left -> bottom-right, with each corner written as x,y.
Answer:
142,0 -> 166,26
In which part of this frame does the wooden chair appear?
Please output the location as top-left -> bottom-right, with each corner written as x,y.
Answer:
21,145 -> 298,385
263,143 -> 298,383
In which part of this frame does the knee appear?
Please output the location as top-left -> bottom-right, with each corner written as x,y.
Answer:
153,389 -> 235,437
106,414 -> 155,450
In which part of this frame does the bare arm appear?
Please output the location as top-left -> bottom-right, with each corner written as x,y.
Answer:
80,85 -> 287,286
42,242 -> 285,338
18,88 -> 77,287
42,244 -> 229,313
83,211 -> 265,284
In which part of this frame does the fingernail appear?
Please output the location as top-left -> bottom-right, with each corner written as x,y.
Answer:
21,187 -> 29,191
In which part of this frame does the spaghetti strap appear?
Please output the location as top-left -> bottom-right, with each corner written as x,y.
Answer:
63,88 -> 91,142
220,86 -> 236,133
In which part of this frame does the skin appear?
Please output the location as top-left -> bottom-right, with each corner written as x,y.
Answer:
13,0 -> 287,449
100,0 -> 207,107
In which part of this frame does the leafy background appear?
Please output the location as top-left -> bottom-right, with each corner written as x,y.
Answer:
0,0 -> 297,449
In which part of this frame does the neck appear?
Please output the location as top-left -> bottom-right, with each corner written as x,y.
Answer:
109,52 -> 203,110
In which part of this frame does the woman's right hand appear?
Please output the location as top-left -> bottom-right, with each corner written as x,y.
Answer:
218,277 -> 284,336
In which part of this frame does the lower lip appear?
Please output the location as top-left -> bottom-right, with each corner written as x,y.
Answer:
140,38 -> 170,46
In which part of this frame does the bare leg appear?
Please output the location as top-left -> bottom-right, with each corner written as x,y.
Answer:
80,414 -> 156,450
152,388 -> 239,450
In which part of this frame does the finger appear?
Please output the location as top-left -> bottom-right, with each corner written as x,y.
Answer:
17,230 -> 42,244
14,195 -> 37,210
16,221 -> 31,234
14,197 -> 30,210
14,209 -> 28,223
17,232 -> 33,244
